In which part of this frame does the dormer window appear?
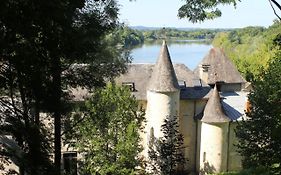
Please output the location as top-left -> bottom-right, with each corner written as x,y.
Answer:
122,82 -> 136,92
193,79 -> 202,90
178,80 -> 186,89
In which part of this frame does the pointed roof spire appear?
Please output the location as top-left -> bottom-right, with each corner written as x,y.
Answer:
148,40 -> 179,92
201,85 -> 230,123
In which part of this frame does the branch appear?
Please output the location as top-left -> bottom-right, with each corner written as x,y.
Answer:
60,113 -> 87,137
269,0 -> 281,21
271,0 -> 281,11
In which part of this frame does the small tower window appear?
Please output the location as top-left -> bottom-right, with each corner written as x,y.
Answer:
203,152 -> 206,162
122,82 -> 136,92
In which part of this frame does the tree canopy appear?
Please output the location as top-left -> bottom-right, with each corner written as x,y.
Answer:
0,0 -> 128,174
178,0 -> 239,23
148,116 -> 186,175
70,84 -> 145,175
236,54 -> 281,174
177,0 -> 281,23
212,21 -> 281,80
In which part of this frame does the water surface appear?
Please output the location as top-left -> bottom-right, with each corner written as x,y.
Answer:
131,40 -> 212,70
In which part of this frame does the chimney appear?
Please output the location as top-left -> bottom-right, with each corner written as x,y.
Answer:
199,64 -> 210,84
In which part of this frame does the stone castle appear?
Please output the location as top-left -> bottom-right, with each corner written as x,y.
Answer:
116,40 -> 250,174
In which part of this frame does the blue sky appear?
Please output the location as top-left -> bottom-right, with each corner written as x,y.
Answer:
118,0 -> 278,28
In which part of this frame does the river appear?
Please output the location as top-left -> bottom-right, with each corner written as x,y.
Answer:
130,40 -> 212,70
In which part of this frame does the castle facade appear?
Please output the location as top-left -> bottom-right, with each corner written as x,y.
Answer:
116,40 -> 249,174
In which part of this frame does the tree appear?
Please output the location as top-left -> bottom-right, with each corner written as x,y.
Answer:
178,0 -> 281,23
235,55 -> 281,174
212,22 -> 281,81
0,0 -> 128,174
148,116 -> 186,175
70,84 -> 145,175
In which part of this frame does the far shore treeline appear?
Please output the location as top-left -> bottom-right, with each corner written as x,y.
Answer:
118,21 -> 281,81
113,26 -> 230,48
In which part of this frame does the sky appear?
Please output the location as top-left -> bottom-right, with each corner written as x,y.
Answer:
118,0 -> 278,28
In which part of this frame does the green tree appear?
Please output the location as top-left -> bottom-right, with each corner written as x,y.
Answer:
0,0 -> 128,174
71,84 -> 145,175
212,22 -> 281,80
148,116 -> 186,175
235,56 -> 281,174
177,0 -> 281,23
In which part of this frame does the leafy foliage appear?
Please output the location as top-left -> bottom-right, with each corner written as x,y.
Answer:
148,116 -> 187,175
214,166 -> 271,175
212,21 -> 281,81
0,0 -> 129,174
177,0 -> 281,23
71,84 -> 145,175
235,56 -> 281,174
178,0 -> 240,23
111,27 -> 228,48
115,26 -> 145,47
141,28 -> 226,41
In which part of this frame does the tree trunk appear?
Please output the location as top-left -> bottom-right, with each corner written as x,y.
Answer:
52,56 -> 62,175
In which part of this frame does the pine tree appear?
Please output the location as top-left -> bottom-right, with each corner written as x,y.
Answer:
148,116 -> 187,175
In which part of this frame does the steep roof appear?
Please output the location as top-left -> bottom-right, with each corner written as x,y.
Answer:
194,48 -> 246,84
201,85 -> 230,123
115,63 -> 211,100
147,40 -> 180,92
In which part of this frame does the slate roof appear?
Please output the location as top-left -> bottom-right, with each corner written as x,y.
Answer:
201,85 -> 231,123
194,48 -> 246,84
147,40 -> 180,92
115,63 -> 211,100
221,91 -> 248,121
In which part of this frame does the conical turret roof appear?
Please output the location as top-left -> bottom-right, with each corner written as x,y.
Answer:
201,85 -> 230,123
148,40 -> 179,92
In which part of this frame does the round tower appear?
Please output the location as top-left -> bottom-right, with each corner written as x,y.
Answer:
144,40 -> 180,154
199,85 -> 230,174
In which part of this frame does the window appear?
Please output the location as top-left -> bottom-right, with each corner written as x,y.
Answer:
122,82 -> 136,92
148,127 -> 155,146
63,152 -> 77,175
203,152 -> 206,162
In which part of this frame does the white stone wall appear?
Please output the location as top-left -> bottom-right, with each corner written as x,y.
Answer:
199,122 -> 229,174
179,100 -> 207,172
143,90 -> 179,157
140,97 -> 243,174
228,122 -> 243,171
